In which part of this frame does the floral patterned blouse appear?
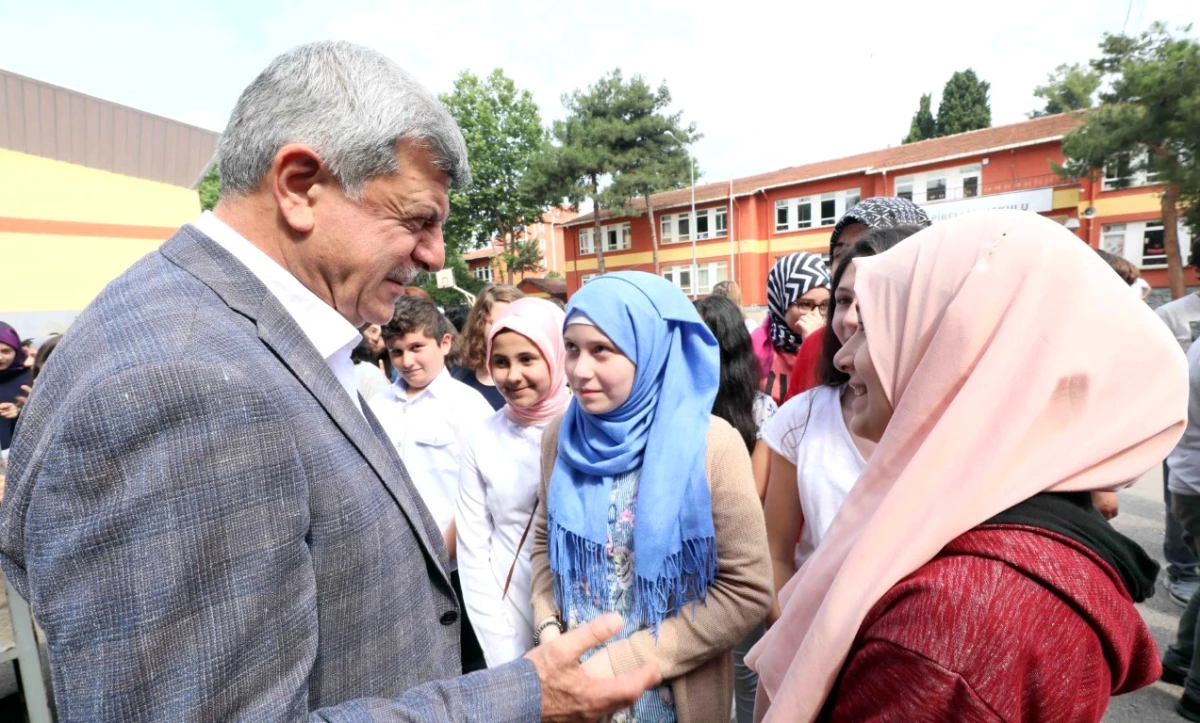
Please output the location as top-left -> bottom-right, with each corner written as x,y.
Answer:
566,468 -> 677,722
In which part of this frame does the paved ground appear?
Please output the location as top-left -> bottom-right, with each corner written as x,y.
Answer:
1106,465 -> 1185,723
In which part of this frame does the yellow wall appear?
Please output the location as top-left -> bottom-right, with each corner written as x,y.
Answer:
0,148 -> 200,225
1,149 -> 200,318
1082,191 -> 1163,218
4,232 -> 164,312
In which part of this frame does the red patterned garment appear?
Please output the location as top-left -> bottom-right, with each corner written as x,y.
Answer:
823,524 -> 1160,722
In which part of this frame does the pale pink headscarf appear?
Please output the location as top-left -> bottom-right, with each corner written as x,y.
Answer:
486,298 -> 570,426
747,209 -> 1188,721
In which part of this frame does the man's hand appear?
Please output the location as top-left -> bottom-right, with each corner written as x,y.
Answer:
525,613 -> 661,722
580,648 -> 614,679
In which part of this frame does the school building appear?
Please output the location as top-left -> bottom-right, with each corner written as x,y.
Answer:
462,206 -> 579,288
558,112 -> 1190,306
0,69 -> 217,337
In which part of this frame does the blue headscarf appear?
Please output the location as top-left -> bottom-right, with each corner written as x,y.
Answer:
549,271 -> 721,632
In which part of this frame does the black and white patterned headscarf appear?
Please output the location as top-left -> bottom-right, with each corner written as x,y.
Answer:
767,252 -> 830,354
830,196 -> 932,253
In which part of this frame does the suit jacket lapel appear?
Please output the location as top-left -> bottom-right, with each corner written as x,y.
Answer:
160,225 -> 451,585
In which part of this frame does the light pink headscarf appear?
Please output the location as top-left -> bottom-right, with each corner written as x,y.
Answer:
486,298 -> 570,426
747,209 -> 1188,721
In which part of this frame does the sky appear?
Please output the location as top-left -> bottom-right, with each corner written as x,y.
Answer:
1,0 -> 1195,184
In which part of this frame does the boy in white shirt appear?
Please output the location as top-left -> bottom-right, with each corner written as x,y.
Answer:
368,295 -> 493,671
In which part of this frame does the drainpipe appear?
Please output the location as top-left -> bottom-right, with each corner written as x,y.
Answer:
728,179 -> 735,287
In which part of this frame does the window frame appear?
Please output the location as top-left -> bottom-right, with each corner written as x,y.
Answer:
773,189 -> 860,233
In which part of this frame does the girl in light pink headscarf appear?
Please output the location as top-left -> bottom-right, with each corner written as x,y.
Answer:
454,298 -> 571,666
748,210 -> 1187,722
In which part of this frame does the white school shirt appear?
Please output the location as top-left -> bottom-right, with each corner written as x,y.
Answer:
368,369 -> 493,554
193,212 -> 363,413
455,409 -> 546,666
762,384 -> 867,569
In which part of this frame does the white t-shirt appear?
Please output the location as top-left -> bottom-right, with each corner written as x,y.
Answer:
1169,341 -> 1200,496
762,385 -> 867,568
368,369 -> 494,567
455,410 -> 546,666
1156,293 -> 1200,353
354,361 -> 391,403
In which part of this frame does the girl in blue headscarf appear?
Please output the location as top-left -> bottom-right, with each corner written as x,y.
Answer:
528,272 -> 773,723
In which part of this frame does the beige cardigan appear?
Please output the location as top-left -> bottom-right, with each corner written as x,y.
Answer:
531,415 -> 773,723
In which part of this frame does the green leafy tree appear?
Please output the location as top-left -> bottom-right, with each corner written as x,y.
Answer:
603,111 -> 697,275
198,163 -> 220,211
1057,22 -> 1200,298
1028,63 -> 1101,118
530,69 -> 698,275
502,237 -> 545,279
903,93 -> 937,144
439,69 -> 550,283
936,69 -> 992,136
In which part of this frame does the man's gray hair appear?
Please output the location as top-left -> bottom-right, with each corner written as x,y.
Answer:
218,41 -> 471,198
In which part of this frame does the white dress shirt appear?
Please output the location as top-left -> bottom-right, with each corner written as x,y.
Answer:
368,370 -> 493,559
193,212 -> 363,413
455,410 -> 545,666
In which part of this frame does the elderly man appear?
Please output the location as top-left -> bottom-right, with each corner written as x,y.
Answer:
0,41 -> 657,721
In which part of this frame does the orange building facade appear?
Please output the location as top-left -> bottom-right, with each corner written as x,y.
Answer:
463,206 -> 579,286
558,113 -> 1189,306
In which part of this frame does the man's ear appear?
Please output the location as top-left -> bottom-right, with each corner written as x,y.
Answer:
270,144 -> 331,235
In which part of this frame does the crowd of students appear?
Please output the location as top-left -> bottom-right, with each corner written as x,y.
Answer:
1,193 -> 1195,722
253,194 -> 1184,722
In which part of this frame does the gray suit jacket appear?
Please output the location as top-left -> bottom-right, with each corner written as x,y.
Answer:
0,226 -> 541,721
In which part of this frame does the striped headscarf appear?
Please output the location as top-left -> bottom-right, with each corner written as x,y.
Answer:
766,252 -> 830,354
830,196 -> 932,255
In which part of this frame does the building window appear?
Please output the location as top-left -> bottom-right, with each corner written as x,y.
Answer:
581,273 -> 598,283
959,164 -> 981,198
897,166 -> 986,203
1142,222 -> 1166,267
1102,149 -> 1161,191
796,198 -> 813,229
579,223 -> 631,255
604,223 -> 632,252
820,194 -> 837,226
1100,220 -> 1191,269
774,189 -> 859,233
663,261 -> 729,296
1101,224 -> 1127,257
661,208 -> 730,244
925,175 -> 947,202
473,265 -> 494,282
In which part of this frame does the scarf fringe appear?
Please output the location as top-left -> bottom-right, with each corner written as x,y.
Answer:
550,522 -> 718,635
